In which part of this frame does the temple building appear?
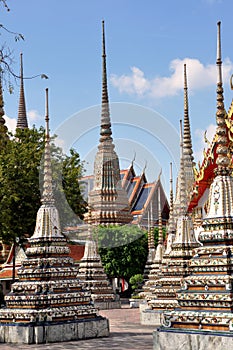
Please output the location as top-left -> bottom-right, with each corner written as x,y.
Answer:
86,21 -> 132,226
16,53 -> 28,129
0,89 -> 109,344
155,21 -> 233,350
82,166 -> 169,229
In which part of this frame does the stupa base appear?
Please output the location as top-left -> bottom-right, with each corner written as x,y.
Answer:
153,327 -> 233,350
0,316 -> 109,344
95,300 -> 121,310
140,308 -> 161,326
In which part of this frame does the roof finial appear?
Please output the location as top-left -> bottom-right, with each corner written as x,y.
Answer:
131,151 -> 136,166
215,21 -> 229,171
100,20 -> 112,142
142,160 -> 147,174
16,53 -> 28,129
217,21 -> 222,84
41,88 -> 54,205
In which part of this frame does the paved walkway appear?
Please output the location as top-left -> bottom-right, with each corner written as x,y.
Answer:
0,305 -> 155,350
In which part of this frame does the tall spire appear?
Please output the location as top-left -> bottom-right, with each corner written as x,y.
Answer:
31,88 -> 62,240
179,120 -> 187,214
183,64 -> 195,193
215,21 -> 229,172
41,88 -> 54,205
169,162 -> 175,228
158,186 -> 163,245
87,21 -> 132,226
100,20 -> 112,143
164,162 -> 176,255
174,120 -> 187,217
172,120 -> 197,245
154,186 -> 164,261
148,201 -> 155,250
16,53 -> 28,129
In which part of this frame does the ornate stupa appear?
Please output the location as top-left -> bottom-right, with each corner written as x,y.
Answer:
141,123 -> 199,325
141,186 -> 164,298
142,204 -> 156,283
155,22 -> 233,349
16,53 -> 28,129
87,21 -> 132,225
164,162 -> 176,256
174,64 -> 194,218
77,209 -> 121,309
0,89 -> 109,344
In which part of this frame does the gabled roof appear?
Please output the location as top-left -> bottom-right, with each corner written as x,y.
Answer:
80,164 -> 169,227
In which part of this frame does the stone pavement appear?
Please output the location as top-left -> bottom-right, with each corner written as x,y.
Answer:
0,304 -> 155,350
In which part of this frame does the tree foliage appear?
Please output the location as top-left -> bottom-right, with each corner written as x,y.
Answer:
96,225 -> 165,283
0,127 -> 87,244
96,225 -> 148,281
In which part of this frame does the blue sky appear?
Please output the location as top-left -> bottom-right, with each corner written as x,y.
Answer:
1,0 -> 233,196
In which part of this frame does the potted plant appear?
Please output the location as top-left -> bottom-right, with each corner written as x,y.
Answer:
129,274 -> 144,308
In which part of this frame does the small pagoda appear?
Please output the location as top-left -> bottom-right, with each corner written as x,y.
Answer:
87,21 -> 132,226
141,185 -> 164,298
141,122 -> 199,325
155,22 -> 233,350
77,210 -> 121,309
0,89 -> 109,344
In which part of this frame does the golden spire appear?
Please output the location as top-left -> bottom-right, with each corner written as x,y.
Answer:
16,53 -> 28,129
215,21 -> 229,172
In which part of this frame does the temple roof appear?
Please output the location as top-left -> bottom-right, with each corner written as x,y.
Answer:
81,165 -> 169,227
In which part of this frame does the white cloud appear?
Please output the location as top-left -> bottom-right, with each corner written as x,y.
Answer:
4,115 -> 17,134
193,123 -> 216,164
111,57 -> 233,99
111,67 -> 150,96
28,109 -> 43,123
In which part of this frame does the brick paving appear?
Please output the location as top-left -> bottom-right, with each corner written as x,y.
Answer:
0,304 -> 155,350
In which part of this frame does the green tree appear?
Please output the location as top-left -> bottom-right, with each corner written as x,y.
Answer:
96,225 -> 148,281
0,127 -> 86,244
96,225 -> 166,284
